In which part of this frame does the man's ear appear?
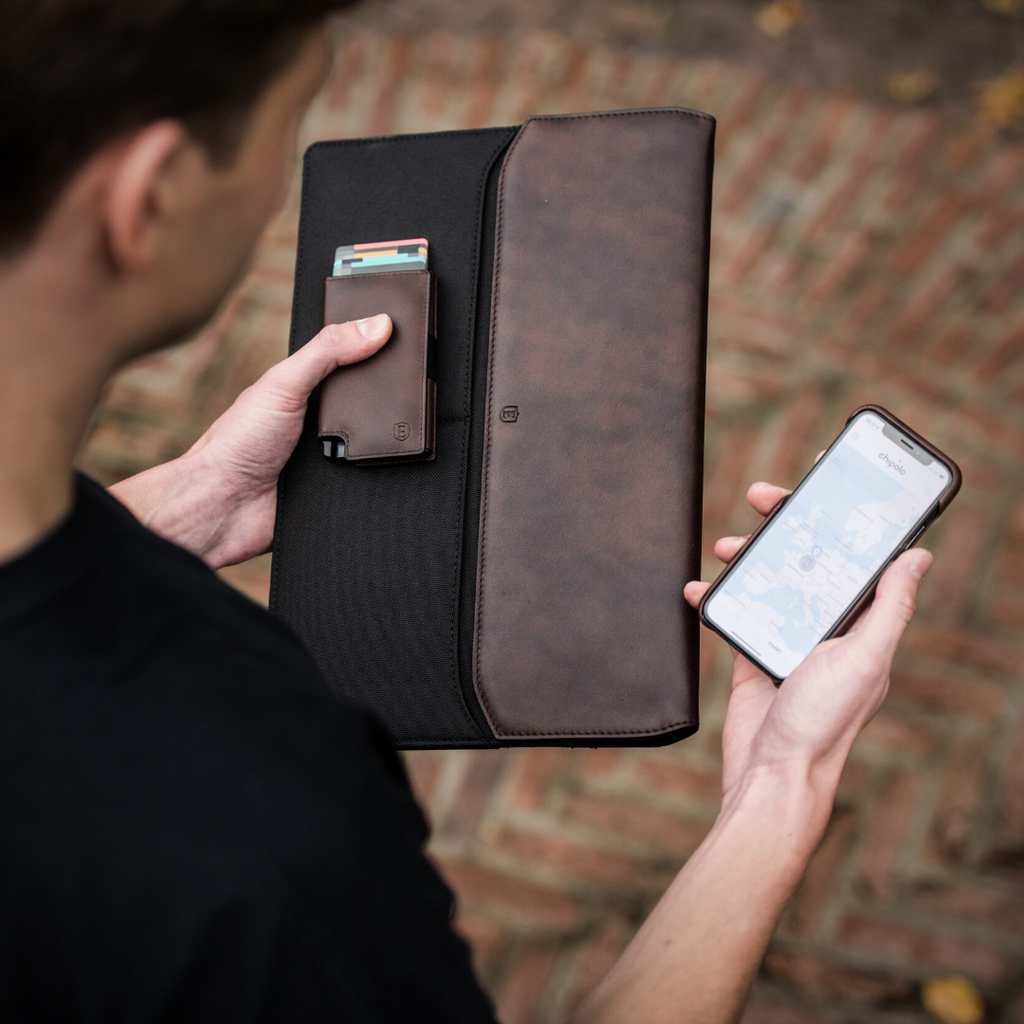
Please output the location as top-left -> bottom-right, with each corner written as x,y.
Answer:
104,120 -> 189,274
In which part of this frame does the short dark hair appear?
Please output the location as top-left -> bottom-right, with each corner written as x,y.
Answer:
0,0 -> 351,254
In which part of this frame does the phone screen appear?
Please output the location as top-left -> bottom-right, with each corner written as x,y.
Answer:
703,410 -> 952,679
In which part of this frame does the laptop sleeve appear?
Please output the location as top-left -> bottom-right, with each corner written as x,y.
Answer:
269,108 -> 715,748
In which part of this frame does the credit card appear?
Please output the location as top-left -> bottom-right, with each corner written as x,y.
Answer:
333,238 -> 428,276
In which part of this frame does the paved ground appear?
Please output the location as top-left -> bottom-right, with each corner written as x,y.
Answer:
344,0 -> 1024,115
79,18 -> 1024,1024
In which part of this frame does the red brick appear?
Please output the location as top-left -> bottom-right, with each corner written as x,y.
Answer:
631,758 -> 723,805
713,70 -> 770,158
435,859 -> 582,930
807,227 -> 874,306
992,593 -> 1024,630
920,506 -> 991,623
436,749 -> 510,842
835,759 -> 872,801
560,791 -> 712,857
856,712 -> 935,758
365,38 -> 411,136
883,111 -> 942,211
911,879 -> 1024,935
927,324 -> 977,366
766,385 -> 827,487
402,749 -> 445,815
791,95 -> 855,184
761,948 -> 917,1005
724,222 -> 782,285
851,769 -> 924,900
740,994 -> 837,1024
416,33 -> 454,118
781,807 -> 857,939
995,709 -> 1024,844
485,826 -> 657,892
1004,985 -> 1024,1024
807,144 -> 878,244
846,279 -> 889,326
982,247 -> 1024,313
836,913 -> 1011,983
509,748 -> 568,810
326,32 -> 367,111
494,940 -> 561,1024
578,747 -> 622,778
639,55 -> 680,108
976,324 -> 1024,382
216,554 -> 271,608
888,265 -> 971,345
452,911 -> 507,980
925,735 -> 990,865
463,39 -> 503,129
558,918 -> 633,1018
887,669 -> 1005,721
907,625 -> 1024,677
720,85 -> 811,216
889,195 -> 966,277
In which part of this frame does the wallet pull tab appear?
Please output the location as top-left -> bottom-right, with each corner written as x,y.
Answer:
317,269 -> 436,464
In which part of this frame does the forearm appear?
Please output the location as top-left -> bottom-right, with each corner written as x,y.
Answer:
571,762 -> 836,1024
108,450 -> 239,566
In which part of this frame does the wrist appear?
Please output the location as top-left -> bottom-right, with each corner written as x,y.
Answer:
718,758 -> 837,861
110,449 -> 227,560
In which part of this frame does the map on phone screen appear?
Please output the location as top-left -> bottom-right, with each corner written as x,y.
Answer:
705,412 -> 951,677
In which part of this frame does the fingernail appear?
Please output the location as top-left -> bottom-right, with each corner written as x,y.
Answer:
355,313 -> 388,337
907,549 -> 933,580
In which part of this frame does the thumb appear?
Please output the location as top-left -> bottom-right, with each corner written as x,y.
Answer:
261,314 -> 392,409
847,548 -> 932,664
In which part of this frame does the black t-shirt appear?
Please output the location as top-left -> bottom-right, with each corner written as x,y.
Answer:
0,475 -> 496,1023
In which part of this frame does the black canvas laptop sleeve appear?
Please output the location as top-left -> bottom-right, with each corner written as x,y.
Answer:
269,109 -> 715,749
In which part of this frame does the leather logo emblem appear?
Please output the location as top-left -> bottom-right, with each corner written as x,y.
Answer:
500,405 -> 519,423
394,422 -> 411,441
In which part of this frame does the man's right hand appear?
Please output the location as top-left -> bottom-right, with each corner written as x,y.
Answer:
573,480 -> 932,1024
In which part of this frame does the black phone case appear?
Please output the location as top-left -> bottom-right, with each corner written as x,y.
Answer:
697,404 -> 962,683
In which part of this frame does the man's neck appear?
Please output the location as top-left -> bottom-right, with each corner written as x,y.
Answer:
0,242 -> 115,563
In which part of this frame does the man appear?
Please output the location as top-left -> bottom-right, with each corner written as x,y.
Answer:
0,2 -> 933,1021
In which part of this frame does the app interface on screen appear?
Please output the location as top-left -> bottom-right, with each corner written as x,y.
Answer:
705,413 -> 951,678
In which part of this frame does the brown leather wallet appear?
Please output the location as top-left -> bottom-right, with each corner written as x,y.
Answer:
318,270 -> 437,463
270,109 -> 715,749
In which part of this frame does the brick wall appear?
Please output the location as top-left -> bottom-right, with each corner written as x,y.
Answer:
78,29 -> 1024,1024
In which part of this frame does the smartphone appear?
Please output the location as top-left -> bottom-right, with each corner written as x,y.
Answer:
699,405 -> 961,682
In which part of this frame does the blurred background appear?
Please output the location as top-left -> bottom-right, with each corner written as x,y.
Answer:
78,2 -> 1024,1022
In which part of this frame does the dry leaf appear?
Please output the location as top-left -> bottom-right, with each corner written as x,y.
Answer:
983,0 -> 1023,16
756,0 -> 805,38
887,68 -> 940,104
922,976 -> 984,1024
978,65 -> 1024,127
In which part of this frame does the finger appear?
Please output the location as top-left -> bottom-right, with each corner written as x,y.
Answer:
815,449 -> 826,463
846,548 -> 932,664
747,481 -> 791,517
684,580 -> 710,607
263,315 -> 392,404
714,535 -> 748,563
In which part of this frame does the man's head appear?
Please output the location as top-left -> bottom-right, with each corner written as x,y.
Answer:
0,0 -> 348,361
1,0 -> 347,255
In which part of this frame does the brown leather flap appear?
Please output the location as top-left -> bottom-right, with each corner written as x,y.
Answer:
473,109 -> 714,741
319,270 -> 436,461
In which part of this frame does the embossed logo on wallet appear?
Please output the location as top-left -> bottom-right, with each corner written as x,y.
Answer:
500,406 -> 519,423
394,422 -> 411,441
